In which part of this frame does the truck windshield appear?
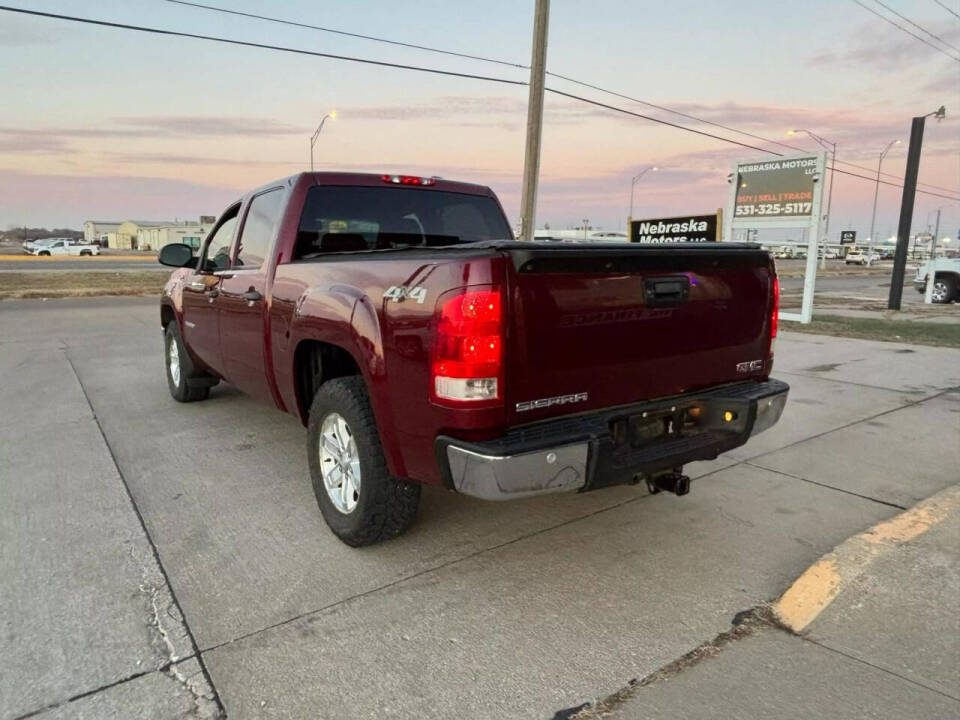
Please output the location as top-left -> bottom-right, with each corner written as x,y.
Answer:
295,186 -> 512,258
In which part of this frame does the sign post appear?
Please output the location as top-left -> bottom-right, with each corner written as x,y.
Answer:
724,152 -> 827,324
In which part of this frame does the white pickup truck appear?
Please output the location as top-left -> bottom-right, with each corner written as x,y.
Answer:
913,258 -> 960,304
26,239 -> 100,256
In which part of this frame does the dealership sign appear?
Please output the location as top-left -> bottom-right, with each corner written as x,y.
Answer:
725,152 -> 826,326
840,230 -> 856,244
732,156 -> 819,219
630,212 -> 720,243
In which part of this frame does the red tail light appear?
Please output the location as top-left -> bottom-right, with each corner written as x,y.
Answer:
769,274 -> 779,357
431,287 -> 503,404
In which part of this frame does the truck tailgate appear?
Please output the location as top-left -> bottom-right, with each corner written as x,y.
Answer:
502,244 -> 775,424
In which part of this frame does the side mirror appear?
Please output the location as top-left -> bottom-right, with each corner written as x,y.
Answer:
158,243 -> 197,268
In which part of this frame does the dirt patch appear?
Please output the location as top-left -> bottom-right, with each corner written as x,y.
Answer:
0,271 -> 168,299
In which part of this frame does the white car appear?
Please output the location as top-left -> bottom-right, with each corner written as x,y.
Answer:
29,239 -> 100,256
845,250 -> 878,266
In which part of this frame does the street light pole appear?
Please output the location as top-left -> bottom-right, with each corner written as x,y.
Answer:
519,0 -> 550,241
309,111 -> 336,172
868,139 -> 901,254
628,166 -> 659,224
788,129 -> 835,268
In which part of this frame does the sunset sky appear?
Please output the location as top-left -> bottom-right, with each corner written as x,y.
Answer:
0,0 -> 957,239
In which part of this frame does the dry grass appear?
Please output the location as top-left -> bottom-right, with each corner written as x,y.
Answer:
0,271 -> 169,299
783,314 -> 960,348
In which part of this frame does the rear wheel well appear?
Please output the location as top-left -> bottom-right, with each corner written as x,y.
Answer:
294,340 -> 361,423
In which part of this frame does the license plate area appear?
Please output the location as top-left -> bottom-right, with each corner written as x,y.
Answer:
609,398 -> 750,451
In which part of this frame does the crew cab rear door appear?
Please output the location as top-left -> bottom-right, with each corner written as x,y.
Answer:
217,186 -> 286,404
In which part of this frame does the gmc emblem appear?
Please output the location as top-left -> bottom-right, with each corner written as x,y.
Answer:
736,359 -> 764,374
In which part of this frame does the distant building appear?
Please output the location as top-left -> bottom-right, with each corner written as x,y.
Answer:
137,222 -> 214,252
110,221 -> 171,250
83,220 -> 122,245
534,229 -> 628,242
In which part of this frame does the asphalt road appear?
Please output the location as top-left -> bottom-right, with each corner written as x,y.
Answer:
2,296 -> 958,719
0,257 -> 161,272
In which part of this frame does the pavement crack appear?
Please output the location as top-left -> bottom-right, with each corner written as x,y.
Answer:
558,606 -> 774,719
744,462 -> 908,510
62,349 -> 226,718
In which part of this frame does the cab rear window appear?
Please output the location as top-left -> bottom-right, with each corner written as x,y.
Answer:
294,186 -> 511,259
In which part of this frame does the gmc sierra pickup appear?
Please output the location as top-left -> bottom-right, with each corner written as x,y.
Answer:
159,172 -> 788,546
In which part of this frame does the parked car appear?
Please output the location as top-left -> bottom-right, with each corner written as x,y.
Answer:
158,172 -> 788,546
28,239 -> 99,256
845,250 -> 878,265
913,258 -> 960,303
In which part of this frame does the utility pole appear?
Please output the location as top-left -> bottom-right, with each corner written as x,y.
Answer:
519,0 -> 550,242
889,106 -> 946,310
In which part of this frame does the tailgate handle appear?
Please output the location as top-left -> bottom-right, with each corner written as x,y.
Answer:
644,276 -> 690,307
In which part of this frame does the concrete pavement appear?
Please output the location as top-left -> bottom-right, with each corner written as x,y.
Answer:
580,487 -> 960,719
1,296 -> 957,719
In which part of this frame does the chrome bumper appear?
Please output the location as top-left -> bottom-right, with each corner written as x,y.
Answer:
439,380 -> 789,502
445,442 -> 589,501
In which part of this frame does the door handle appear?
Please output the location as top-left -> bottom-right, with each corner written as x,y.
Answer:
242,290 -> 262,302
643,276 -> 690,308
204,288 -> 220,298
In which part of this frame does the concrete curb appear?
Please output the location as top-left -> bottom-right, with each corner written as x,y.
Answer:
771,483 -> 960,633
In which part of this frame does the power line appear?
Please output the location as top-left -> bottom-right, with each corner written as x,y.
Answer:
2,3 -> 958,203
163,0 -> 527,70
0,4 -> 527,87
871,0 -> 960,52
850,0 -> 960,61
548,88 -> 960,201
933,0 -> 960,21
162,0 -> 959,194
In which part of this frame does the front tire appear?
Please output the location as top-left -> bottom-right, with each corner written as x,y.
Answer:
164,323 -> 212,402
307,376 -> 420,546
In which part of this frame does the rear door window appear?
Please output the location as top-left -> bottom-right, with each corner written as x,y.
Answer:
235,188 -> 284,269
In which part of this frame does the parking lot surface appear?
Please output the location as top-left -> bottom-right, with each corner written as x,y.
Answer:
2,296 -> 958,719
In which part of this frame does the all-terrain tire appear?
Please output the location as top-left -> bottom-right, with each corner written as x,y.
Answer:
307,376 -> 420,546
164,322 -> 212,402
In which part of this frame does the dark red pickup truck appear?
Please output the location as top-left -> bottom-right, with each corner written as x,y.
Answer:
159,172 -> 788,546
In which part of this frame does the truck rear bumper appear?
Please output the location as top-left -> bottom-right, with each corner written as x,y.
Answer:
437,379 -> 788,501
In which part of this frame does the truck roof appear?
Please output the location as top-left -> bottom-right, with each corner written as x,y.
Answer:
252,171 -> 498,199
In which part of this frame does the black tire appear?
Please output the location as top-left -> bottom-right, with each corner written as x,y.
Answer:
307,376 -> 420,546
80,250 -> 91,256
931,276 -> 957,304
164,323 -> 213,402
38,251 -> 50,256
